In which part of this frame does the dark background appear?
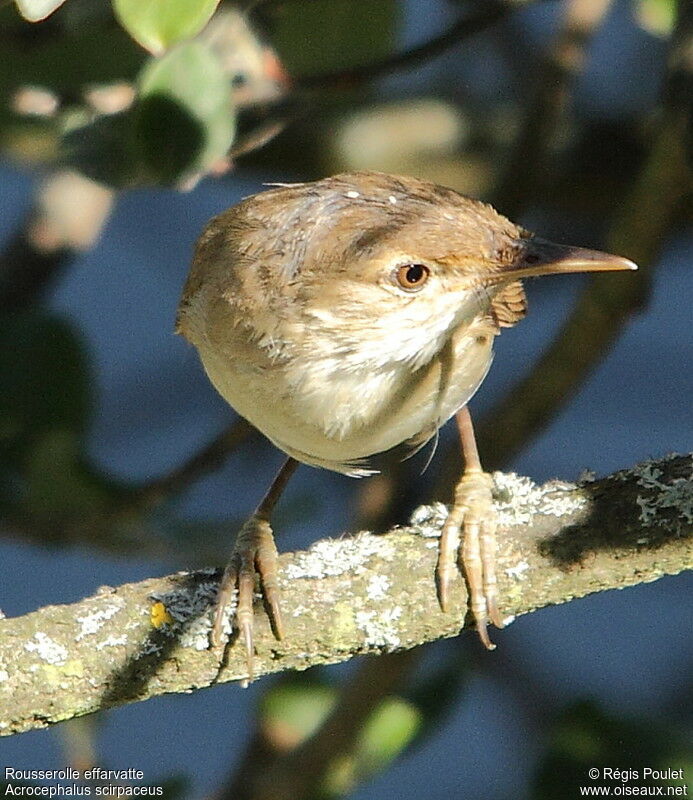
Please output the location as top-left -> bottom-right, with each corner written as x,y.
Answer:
0,0 -> 690,797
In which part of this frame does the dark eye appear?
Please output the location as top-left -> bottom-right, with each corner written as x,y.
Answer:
395,263 -> 430,291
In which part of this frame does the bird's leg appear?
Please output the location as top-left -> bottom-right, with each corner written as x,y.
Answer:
436,406 -> 503,649
212,457 -> 298,677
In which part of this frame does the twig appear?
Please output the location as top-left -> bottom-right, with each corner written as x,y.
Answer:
296,0 -> 517,90
0,230 -> 69,311
222,650 -> 417,800
0,171 -> 114,311
129,418 -> 254,511
1,453 -> 690,737
491,0 -> 615,218
435,5 -> 691,494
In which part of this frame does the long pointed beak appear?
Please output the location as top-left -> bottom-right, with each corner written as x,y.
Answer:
496,236 -> 638,283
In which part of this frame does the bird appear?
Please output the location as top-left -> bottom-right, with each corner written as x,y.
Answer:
176,170 -> 636,675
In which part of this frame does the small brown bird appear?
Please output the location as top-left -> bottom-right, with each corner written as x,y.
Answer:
176,171 -> 636,673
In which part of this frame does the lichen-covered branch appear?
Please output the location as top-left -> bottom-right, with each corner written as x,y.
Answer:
1,454 -> 690,737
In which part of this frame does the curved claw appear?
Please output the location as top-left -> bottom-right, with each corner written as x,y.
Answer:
212,558 -> 239,649
436,508 -> 462,613
476,619 -> 496,651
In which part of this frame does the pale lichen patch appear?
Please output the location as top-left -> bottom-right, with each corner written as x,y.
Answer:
505,560 -> 530,580
632,459 -> 693,527
366,574 -> 391,601
578,469 -> 597,483
355,607 -> 402,650
492,472 -> 588,525
95,635 -> 128,650
284,533 -> 396,580
24,633 -> 68,665
75,602 -> 123,641
409,503 -> 447,537
179,616 -> 214,651
136,640 -> 164,658
412,477 -> 589,537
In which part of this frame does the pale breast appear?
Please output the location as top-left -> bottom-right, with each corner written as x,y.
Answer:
194,318 -> 495,476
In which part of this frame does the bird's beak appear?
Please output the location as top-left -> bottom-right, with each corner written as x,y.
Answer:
496,236 -> 637,283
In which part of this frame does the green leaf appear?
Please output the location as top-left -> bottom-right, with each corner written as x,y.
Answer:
0,312 -> 90,464
62,112 -> 141,189
355,697 -> 421,773
113,0 -> 221,55
260,678 -> 421,797
23,429 -> 112,524
261,681 -> 337,747
322,697 -> 421,796
134,41 -> 235,186
635,0 -> 676,37
532,700 -> 691,800
14,0 -> 67,22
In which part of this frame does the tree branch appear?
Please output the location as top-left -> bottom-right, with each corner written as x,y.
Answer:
1,453 -> 690,737
296,0 -> 517,90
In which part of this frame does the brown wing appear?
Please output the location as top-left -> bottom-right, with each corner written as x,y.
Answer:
491,280 -> 527,328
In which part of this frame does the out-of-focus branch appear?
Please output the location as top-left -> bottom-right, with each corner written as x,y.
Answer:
474,90 -> 689,472
221,649 -> 418,800
128,418 -> 254,511
492,0 -> 615,218
1,453 -> 690,737
297,0 -> 518,90
0,234 -> 68,312
436,2 -> 691,495
0,171 -> 113,311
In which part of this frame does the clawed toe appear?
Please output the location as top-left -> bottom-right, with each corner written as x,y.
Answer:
436,469 -> 503,648
211,514 -> 283,679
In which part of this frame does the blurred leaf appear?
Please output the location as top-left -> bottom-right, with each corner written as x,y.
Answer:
155,776 -> 190,800
532,700 -> 691,800
23,429 -> 112,522
62,111 -> 140,188
113,0 -> 221,55
0,312 -> 137,531
635,0 -> 676,37
354,697 -> 421,775
14,0 -> 66,22
0,312 -> 90,464
261,676 -> 421,797
135,41 -> 235,186
63,41 -> 236,188
261,679 -> 337,750
270,0 -> 397,76
322,696 -> 420,796
0,7 -> 144,95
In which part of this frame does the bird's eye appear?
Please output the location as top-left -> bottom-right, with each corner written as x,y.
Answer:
394,263 -> 430,292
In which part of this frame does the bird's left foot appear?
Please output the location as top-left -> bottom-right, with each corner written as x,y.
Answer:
436,469 -> 504,648
211,514 -> 283,679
